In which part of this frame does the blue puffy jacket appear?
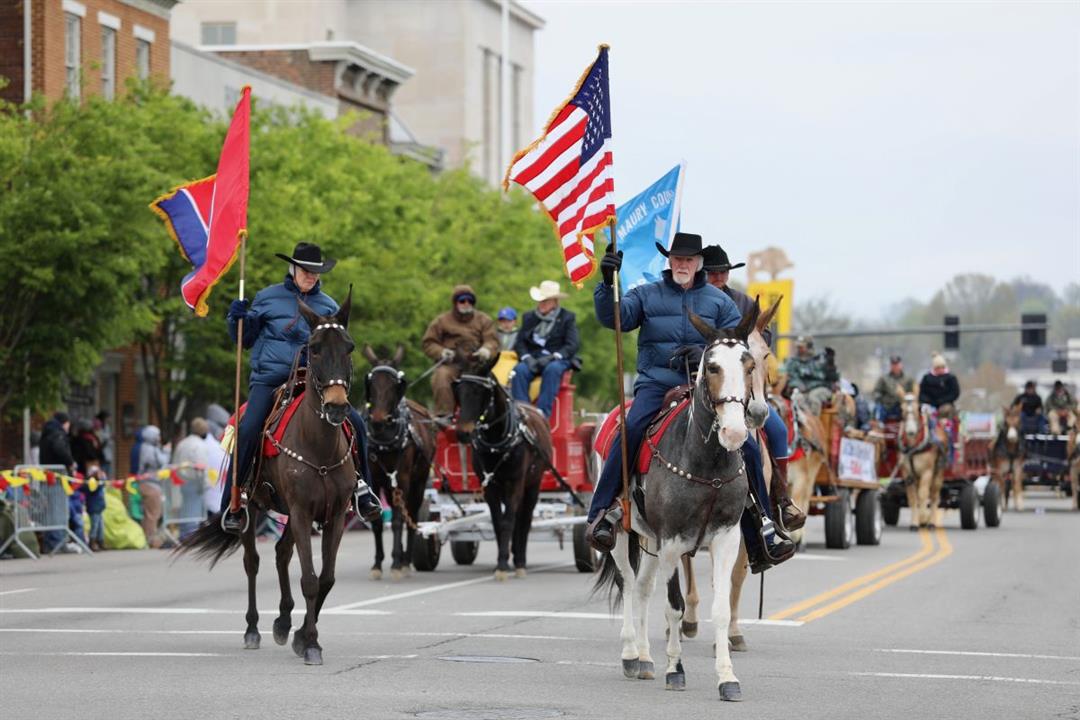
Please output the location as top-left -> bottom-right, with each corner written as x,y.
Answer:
229,273 -> 340,387
594,270 -> 741,390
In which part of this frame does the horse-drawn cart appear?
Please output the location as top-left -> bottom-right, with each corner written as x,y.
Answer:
1021,433 -> 1073,495
796,404 -> 884,550
411,373 -> 598,573
878,413 -> 1002,530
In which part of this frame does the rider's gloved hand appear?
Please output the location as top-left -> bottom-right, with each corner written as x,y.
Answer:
228,298 -> 250,321
536,354 -> 554,369
669,345 -> 704,372
473,347 -> 492,362
600,248 -> 623,287
440,348 -> 455,362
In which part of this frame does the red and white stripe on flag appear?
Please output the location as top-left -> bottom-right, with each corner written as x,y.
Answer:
504,46 -> 614,286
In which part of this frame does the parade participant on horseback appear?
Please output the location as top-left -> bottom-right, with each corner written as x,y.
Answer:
220,242 -> 381,533
703,244 -> 805,530
510,280 -> 580,419
778,336 -> 837,416
917,352 -> 961,464
421,285 -> 500,425
873,355 -> 914,422
586,232 -> 795,567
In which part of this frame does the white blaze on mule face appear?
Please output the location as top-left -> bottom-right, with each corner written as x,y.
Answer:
703,343 -> 750,451
903,394 -> 919,437
1006,426 -> 1018,443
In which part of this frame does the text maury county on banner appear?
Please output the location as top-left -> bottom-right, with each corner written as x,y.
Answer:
504,45 -> 614,286
150,86 -> 252,317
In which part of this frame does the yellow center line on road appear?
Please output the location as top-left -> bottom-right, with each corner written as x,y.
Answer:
797,528 -> 953,623
769,529 -> 936,621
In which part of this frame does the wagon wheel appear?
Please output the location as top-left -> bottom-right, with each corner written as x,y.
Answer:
411,499 -> 442,571
450,540 -> 479,566
855,489 -> 883,545
824,488 -> 853,549
572,521 -> 598,572
983,480 -> 1002,527
958,481 -> 979,530
881,491 -> 901,527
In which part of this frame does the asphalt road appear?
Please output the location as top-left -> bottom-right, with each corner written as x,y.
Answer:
1,490 -> 1078,720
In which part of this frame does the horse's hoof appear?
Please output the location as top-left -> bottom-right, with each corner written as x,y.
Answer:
369,568 -> 383,581
272,620 -> 290,646
304,647 -> 323,666
719,681 -> 743,702
243,631 -> 260,650
291,632 -> 306,658
729,635 -> 748,652
391,568 -> 404,582
637,660 -> 655,680
666,671 -> 686,691
622,658 -> 639,678
494,569 -> 509,582
681,621 -> 698,639
514,567 -> 527,579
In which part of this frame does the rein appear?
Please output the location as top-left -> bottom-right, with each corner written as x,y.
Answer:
456,373 -> 524,487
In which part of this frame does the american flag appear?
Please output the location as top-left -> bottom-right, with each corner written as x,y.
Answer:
504,45 -> 614,285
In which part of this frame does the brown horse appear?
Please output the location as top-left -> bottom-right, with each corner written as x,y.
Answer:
993,405 -> 1026,512
362,344 -> 436,580
899,394 -> 947,529
176,292 -> 358,666
453,353 -> 551,580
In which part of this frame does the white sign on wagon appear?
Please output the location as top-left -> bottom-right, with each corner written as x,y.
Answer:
838,437 -> 877,483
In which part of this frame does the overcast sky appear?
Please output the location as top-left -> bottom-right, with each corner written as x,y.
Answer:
521,1 -> 1080,318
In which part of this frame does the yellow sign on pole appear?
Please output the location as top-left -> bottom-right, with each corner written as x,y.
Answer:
747,278 -> 794,362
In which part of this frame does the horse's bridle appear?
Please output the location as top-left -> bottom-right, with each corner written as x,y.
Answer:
688,337 -> 752,441
308,322 -> 353,427
454,374 -> 521,452
364,365 -> 409,452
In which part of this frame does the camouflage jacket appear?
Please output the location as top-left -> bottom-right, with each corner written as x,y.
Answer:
872,372 -> 914,410
781,354 -> 835,392
1045,391 -> 1077,413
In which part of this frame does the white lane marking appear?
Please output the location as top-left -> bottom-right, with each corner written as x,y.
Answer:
875,648 -> 1080,662
0,607 -> 389,616
454,611 -> 804,627
0,628 -> 579,641
325,561 -> 574,612
0,651 -> 222,658
0,588 -> 37,597
852,672 -> 1080,686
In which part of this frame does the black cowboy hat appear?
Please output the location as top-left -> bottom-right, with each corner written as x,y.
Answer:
701,244 -> 746,272
656,232 -> 704,258
275,242 -> 337,274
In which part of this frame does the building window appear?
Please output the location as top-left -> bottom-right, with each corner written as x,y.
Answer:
201,22 -> 236,46
101,27 -> 116,99
136,39 -> 151,79
65,13 -> 81,99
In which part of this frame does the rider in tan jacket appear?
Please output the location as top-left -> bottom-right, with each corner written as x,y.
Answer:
422,284 -> 500,419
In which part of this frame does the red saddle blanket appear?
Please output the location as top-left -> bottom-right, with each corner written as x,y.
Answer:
595,394 -> 692,475
262,393 -> 307,458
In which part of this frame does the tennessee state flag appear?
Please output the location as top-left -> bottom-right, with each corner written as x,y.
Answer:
151,86 -> 251,317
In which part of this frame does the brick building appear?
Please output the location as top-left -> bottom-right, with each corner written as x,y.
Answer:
1,0 -> 175,105
0,0 -> 177,472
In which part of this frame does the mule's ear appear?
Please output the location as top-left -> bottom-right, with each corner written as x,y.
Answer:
297,299 -> 323,331
392,343 -> 405,367
688,310 -> 720,343
734,301 -> 759,341
758,294 -> 782,332
336,284 -> 353,328
362,344 -> 379,365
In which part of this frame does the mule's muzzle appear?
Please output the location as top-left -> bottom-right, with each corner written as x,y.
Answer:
746,399 -> 769,429
323,400 -> 349,426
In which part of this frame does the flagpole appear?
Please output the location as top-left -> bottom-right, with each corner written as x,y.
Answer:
607,218 -> 632,532
228,231 -> 247,514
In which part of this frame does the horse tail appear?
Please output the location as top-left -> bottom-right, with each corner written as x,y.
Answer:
171,513 -> 243,569
591,531 -> 640,612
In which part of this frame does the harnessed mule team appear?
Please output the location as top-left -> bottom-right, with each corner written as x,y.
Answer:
172,239 -> 851,699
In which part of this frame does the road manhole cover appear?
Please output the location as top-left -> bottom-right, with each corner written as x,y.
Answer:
436,655 -> 540,664
414,709 -> 562,720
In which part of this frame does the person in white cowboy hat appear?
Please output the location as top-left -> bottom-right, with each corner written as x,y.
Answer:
510,280 -> 580,418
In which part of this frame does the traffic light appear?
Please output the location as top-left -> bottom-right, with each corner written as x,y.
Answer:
1021,313 -> 1047,347
943,315 -> 960,350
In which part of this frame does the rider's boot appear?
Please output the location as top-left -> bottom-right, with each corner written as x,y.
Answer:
586,502 -> 622,553
743,492 -> 795,574
770,457 -> 806,532
221,486 -> 249,535
352,475 -> 383,522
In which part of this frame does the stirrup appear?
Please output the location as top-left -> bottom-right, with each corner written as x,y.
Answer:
221,503 -> 250,535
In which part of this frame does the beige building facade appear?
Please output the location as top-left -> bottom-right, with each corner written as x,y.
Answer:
169,0 -> 543,183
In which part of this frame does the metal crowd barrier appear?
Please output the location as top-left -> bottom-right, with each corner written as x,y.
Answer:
0,464 -> 93,559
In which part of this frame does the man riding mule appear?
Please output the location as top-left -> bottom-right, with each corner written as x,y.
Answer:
421,285 -> 500,424
586,232 -> 795,571
703,243 -> 804,531
220,242 -> 381,532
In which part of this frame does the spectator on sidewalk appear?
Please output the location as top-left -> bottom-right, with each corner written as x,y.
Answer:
38,412 -> 76,553
71,418 -> 107,551
172,418 -> 210,537
137,425 -> 171,549
94,410 -> 114,478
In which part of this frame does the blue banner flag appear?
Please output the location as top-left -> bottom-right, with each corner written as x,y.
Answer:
606,163 -> 685,292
